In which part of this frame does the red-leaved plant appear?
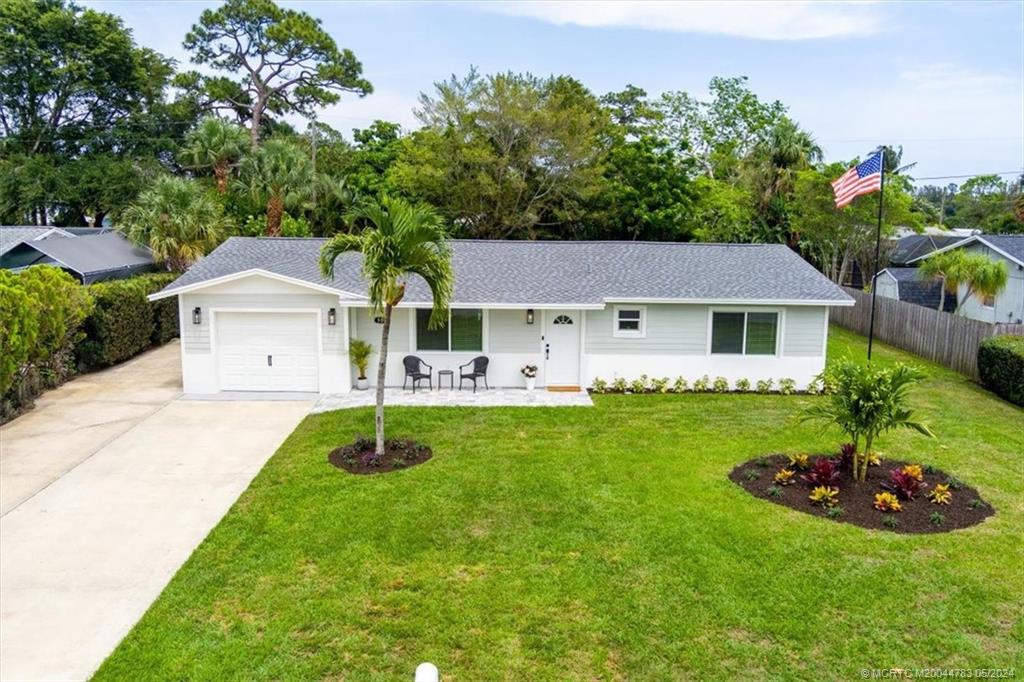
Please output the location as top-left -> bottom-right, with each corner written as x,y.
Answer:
836,443 -> 857,472
801,457 -> 841,488
884,468 -> 928,500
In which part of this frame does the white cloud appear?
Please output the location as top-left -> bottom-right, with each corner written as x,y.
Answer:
475,1 -> 884,40
900,63 -> 1015,92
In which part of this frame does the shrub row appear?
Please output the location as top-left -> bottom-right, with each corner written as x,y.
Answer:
1,268 -> 179,423
590,374 -> 813,395
978,335 -> 1024,407
1,267 -> 94,420
76,272 -> 180,370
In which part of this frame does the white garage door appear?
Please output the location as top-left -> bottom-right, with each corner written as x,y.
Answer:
216,312 -> 319,392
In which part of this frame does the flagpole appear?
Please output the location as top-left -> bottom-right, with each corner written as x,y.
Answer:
866,149 -> 885,361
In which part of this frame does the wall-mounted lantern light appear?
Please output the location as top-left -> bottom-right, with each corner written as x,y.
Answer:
327,308 -> 337,326
192,307 -> 201,325
526,309 -> 535,325
374,315 -> 384,324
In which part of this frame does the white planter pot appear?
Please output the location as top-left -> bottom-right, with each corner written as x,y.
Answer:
524,376 -> 536,391
355,377 -> 369,390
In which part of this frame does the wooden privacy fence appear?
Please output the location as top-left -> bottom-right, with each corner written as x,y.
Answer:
830,287 -> 1024,379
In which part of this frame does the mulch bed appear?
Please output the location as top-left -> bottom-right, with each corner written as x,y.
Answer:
328,437 -> 432,475
729,453 -> 994,534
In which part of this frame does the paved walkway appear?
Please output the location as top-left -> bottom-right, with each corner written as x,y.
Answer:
312,387 -> 593,413
0,344 -> 312,681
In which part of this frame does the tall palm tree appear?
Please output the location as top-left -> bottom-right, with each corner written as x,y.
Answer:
319,196 -> 453,457
180,117 -> 248,194
239,139 -> 315,236
120,176 -> 229,271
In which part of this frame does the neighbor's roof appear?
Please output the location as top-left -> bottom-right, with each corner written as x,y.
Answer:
14,232 -> 153,277
154,237 -> 853,306
881,267 -> 955,312
907,234 -> 1024,267
0,226 -> 73,256
889,234 -> 967,266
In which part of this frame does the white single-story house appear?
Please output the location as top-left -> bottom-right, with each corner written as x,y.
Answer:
149,238 -> 854,394
906,234 -> 1024,324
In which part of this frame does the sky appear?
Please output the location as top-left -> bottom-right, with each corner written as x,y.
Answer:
83,0 -> 1024,184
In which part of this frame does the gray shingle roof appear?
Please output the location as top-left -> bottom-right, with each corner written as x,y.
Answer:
0,227 -> 72,256
883,267 -> 955,312
158,237 -> 852,306
980,235 -> 1024,266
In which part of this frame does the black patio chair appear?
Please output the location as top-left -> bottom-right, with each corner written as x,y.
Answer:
459,356 -> 489,393
402,355 -> 432,392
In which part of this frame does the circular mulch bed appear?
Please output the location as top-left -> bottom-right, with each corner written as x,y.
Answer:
328,437 -> 432,475
730,453 -> 993,534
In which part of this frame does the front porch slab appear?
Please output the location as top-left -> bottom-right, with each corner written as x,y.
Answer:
311,388 -> 593,413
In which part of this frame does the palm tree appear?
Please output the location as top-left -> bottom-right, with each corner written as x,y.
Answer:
180,117 -> 248,193
239,139 -> 315,236
919,250 -> 1008,314
319,196 -> 453,457
120,176 -> 229,271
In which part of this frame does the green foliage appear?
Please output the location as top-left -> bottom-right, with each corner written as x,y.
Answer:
0,0 -> 183,224
693,375 -> 710,392
121,176 -> 229,270
389,70 -> 608,239
239,138 -> 316,234
978,335 -> 1024,406
1,266 -> 94,419
734,378 -> 751,392
919,250 -> 1009,314
915,175 -> 1024,234
241,213 -> 312,238
803,360 -> 932,481
712,376 -> 729,393
0,270 -> 39,396
629,375 -> 649,393
672,376 -> 689,393
589,378 -> 608,393
650,376 -> 671,394
778,378 -> 796,395
181,0 -> 371,147
755,378 -> 774,394
76,274 -> 180,370
348,338 -> 372,379
180,116 -> 248,193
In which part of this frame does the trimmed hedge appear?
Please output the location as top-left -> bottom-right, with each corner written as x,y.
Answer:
75,273 -> 180,370
978,335 -> 1024,407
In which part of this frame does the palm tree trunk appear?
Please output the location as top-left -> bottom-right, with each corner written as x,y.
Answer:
266,195 -> 284,236
214,162 -> 229,194
374,304 -> 392,457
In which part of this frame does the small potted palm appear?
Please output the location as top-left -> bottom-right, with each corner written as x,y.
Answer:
349,338 -> 373,390
521,364 -> 538,391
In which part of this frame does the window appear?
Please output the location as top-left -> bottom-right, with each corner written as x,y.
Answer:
711,311 -> 778,355
982,293 -> 996,308
613,306 -> 646,338
416,308 -> 483,352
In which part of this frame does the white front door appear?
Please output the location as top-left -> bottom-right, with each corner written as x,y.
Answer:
543,310 -> 581,386
216,312 -> 319,392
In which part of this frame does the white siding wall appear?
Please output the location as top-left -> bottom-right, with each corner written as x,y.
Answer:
955,243 -> 1024,324
875,273 -> 900,302
178,275 -> 348,394
582,304 -> 828,389
355,307 -> 543,388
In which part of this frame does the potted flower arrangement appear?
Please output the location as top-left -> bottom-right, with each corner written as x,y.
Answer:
521,364 -> 538,391
349,338 -> 373,390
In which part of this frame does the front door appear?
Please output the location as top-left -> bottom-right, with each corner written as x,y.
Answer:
543,310 -> 580,387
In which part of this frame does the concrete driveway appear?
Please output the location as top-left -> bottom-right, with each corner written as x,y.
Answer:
0,342 -> 312,681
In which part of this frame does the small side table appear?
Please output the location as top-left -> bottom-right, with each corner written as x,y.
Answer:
437,369 -> 454,390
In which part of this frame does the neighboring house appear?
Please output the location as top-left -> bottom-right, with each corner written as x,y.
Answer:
149,238 -> 853,395
874,268 -> 957,313
874,233 -> 968,312
907,234 -> 1024,324
0,227 -> 154,283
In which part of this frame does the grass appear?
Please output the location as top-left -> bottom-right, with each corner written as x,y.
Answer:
94,326 -> 1024,680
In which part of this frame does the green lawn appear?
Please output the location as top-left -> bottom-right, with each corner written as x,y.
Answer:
95,327 -> 1024,680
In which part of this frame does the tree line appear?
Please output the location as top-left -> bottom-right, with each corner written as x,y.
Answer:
2,0 -> 1021,282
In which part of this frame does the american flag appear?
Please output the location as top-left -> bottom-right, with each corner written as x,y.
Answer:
831,151 -> 883,208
